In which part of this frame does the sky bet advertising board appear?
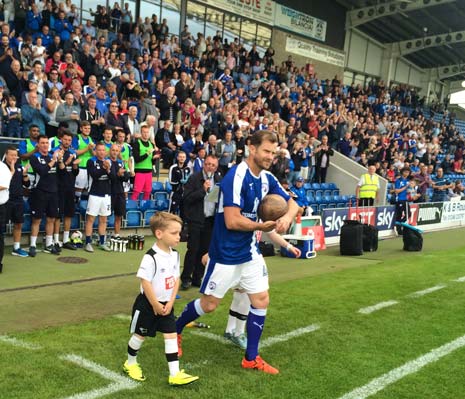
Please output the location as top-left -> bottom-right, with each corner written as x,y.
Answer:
322,206 -> 396,237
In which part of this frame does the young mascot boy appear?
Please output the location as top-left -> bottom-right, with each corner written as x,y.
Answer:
123,211 -> 199,386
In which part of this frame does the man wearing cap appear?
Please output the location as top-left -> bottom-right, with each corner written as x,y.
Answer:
291,177 -> 311,215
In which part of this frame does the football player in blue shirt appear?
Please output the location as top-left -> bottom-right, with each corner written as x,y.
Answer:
176,130 -> 299,374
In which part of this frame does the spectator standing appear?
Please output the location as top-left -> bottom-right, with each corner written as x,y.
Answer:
55,91 -> 81,134
314,135 -> 333,184
181,155 -> 221,289
431,167 -> 453,202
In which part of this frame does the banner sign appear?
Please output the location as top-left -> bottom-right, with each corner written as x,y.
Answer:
197,0 -> 275,25
275,5 -> 326,42
285,37 -> 345,67
441,201 -> 465,222
416,202 -> 443,226
322,206 -> 395,237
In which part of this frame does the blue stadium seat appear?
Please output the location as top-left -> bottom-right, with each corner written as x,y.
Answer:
311,183 -> 321,190
332,189 -> 340,196
139,200 -> 156,212
126,199 -> 139,210
156,199 -> 169,211
78,200 -> 88,217
125,211 -> 142,227
323,189 -> 332,197
22,214 -> 32,233
144,210 -> 156,226
328,182 -> 337,190
315,189 -> 324,197
321,183 -> 331,190
23,199 -> 30,213
70,213 -> 81,230
107,214 -> 115,228
303,183 -> 312,191
152,181 -> 165,193
306,189 -> 315,198
164,180 -> 172,193
154,191 -> 169,201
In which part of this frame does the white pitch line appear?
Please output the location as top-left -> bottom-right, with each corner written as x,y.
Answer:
191,324 -> 320,349
113,314 -> 131,321
0,335 -> 42,350
59,354 -> 138,399
190,330 -> 232,345
453,276 -> 465,282
260,324 -> 320,348
358,301 -> 399,315
407,285 -> 446,298
338,333 -> 465,399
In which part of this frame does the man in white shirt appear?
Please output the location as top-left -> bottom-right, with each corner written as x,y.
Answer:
0,159 -> 12,273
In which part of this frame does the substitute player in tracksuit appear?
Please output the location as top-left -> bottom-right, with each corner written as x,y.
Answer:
84,142 -> 116,252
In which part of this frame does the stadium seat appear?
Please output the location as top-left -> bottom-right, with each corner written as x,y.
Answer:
154,191 -> 169,202
107,214 -> 115,228
311,183 -> 321,190
152,181 -> 165,193
164,180 -> 172,193
70,213 -> 81,230
156,198 -> 169,211
306,189 -> 315,198
321,183 -> 331,190
78,200 -> 88,217
23,199 -> 30,213
303,183 -> 312,191
144,210 -> 156,226
126,199 -> 139,210
139,200 -> 156,212
328,182 -> 337,190
315,189 -> 324,197
22,214 -> 32,233
332,189 -> 340,196
125,211 -> 142,227
323,189 -> 332,197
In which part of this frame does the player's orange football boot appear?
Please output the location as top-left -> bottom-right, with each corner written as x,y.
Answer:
241,355 -> 279,375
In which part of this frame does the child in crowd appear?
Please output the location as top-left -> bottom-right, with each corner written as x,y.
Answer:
123,212 -> 199,386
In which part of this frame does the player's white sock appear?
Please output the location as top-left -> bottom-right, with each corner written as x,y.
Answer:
234,291 -> 251,336
127,335 -> 144,365
46,235 -> 53,247
226,291 -> 250,335
165,338 -> 179,376
63,231 -> 70,243
13,242 -> 20,250
30,236 -> 37,247
53,234 -> 60,244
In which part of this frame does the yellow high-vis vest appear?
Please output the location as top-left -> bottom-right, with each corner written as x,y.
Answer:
359,173 -> 379,199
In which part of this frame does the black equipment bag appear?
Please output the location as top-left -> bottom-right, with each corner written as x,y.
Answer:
340,220 -> 363,256
362,224 -> 379,252
258,241 -> 275,257
403,225 -> 423,251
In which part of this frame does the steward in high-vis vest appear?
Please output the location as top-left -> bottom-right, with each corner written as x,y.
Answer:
72,121 -> 95,201
356,164 -> 380,207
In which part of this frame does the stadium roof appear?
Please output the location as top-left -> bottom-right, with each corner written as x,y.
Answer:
336,0 -> 465,81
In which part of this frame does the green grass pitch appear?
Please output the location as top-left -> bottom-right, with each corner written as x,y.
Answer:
1,228 -> 465,399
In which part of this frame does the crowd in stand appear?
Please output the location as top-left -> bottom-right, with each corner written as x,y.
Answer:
1,0 -> 465,259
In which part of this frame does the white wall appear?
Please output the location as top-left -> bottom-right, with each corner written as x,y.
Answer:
345,29 -> 384,77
